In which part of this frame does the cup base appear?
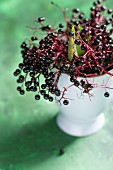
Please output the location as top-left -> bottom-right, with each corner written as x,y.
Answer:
56,113 -> 105,137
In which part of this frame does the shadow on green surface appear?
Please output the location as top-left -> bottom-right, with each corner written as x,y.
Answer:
0,115 -> 78,167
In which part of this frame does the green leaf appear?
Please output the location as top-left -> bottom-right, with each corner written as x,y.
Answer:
76,45 -> 85,56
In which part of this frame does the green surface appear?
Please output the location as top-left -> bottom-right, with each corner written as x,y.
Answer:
0,0 -> 113,169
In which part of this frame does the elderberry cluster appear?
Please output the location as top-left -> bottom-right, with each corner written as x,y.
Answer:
14,0 -> 113,105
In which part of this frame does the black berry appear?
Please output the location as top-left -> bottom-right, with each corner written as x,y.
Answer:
104,92 -> 109,97
63,100 -> 69,105
35,94 -> 40,100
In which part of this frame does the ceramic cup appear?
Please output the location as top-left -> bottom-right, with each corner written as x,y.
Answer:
56,73 -> 111,136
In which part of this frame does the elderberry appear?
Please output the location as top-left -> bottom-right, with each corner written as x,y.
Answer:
74,80 -> 80,87
55,89 -> 61,96
20,90 -> 25,95
38,17 -> 45,22
17,75 -> 24,83
41,84 -> 46,89
25,81 -> 31,87
59,23 -> 64,28
81,44 -> 87,50
44,94 -> 49,100
31,36 -> 38,41
93,1 -> 98,6
104,92 -> 109,97
107,9 -> 112,14
21,42 -> 27,49
63,100 -> 69,105
40,90 -> 46,95
26,87 -> 30,91
78,13 -> 84,19
75,39 -> 80,45
18,63 -> 24,69
49,96 -> 54,102
17,86 -> 21,91
13,69 -> 21,76
101,5 -> 106,11
35,94 -> 40,100
69,32 -> 74,37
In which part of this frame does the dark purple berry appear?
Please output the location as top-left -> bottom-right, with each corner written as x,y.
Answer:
13,69 -> 21,76
63,100 -> 69,105
25,81 -> 32,87
17,86 -> 21,91
35,94 -> 40,100
81,44 -> 87,50
55,90 -> 61,96
20,90 -> 25,95
104,92 -> 109,97
72,8 -> 80,13
18,63 -> 23,69
59,23 -> 64,28
69,32 -> 74,37
107,9 -> 112,14
44,94 -> 49,100
31,36 -> 38,41
75,39 -> 80,45
41,84 -> 46,89
49,96 -> 53,102
26,87 -> 30,91
38,17 -> 45,22
40,90 -> 46,95
21,42 -> 27,49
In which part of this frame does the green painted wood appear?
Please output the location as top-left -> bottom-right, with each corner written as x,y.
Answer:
0,0 -> 113,169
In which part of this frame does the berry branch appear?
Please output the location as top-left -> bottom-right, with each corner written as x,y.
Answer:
13,0 -> 113,105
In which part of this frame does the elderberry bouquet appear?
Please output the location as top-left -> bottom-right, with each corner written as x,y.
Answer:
13,0 -> 113,105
